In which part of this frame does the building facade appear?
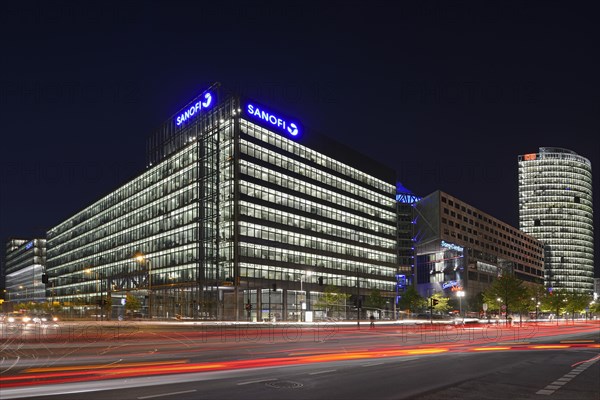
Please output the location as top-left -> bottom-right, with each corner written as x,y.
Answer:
5,239 -> 47,303
414,191 -> 544,303
46,85 -> 400,321
395,183 -> 420,303
518,147 -> 594,294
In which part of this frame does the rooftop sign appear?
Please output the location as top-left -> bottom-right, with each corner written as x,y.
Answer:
176,92 -> 214,126
245,102 -> 300,137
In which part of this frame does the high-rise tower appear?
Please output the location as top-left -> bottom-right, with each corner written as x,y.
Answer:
518,147 -> 594,293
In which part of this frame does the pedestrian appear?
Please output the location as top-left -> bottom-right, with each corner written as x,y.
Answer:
370,314 -> 375,328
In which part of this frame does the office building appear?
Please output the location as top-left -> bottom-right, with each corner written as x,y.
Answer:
5,239 -> 47,303
414,191 -> 544,302
518,147 -> 594,293
46,84 -> 399,321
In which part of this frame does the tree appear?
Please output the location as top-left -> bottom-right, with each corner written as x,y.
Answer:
467,291 -> 484,314
528,285 -> 546,312
365,288 -> 387,310
482,274 -> 528,320
315,286 -> 349,318
590,300 -> 600,314
431,292 -> 450,313
398,286 -> 426,313
564,292 -> 592,321
125,293 -> 141,315
541,289 -> 566,318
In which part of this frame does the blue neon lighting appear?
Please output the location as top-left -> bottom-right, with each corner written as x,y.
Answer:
25,241 -> 34,250
246,103 -> 300,137
176,92 -> 213,126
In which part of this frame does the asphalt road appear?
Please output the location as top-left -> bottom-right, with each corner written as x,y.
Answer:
1,321 -> 599,399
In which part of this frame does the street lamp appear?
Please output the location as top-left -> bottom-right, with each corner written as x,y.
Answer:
298,271 -> 312,322
135,253 -> 152,319
456,290 -> 465,317
19,285 -> 28,302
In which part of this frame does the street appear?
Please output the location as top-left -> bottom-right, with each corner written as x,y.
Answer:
1,321 -> 599,399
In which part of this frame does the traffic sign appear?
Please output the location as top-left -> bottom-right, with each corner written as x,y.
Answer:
482,303 -> 488,311
501,304 -> 506,311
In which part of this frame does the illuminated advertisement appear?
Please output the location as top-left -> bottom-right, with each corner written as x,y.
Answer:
441,240 -> 464,252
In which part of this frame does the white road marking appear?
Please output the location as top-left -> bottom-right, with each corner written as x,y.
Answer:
362,362 -> 384,367
138,389 -> 197,399
309,369 -> 337,375
237,378 -> 277,385
536,354 -> 600,395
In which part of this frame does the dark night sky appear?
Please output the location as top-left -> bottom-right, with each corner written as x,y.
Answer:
1,1 -> 598,278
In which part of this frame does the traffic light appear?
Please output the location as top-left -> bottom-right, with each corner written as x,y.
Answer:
431,298 -> 439,306
41,274 -> 48,284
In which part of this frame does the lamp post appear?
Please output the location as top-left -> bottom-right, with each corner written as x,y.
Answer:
298,271 -> 312,322
457,290 -> 465,317
19,285 -> 28,303
135,254 -> 152,319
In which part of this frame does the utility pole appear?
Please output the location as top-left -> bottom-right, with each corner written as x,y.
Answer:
356,267 -> 360,329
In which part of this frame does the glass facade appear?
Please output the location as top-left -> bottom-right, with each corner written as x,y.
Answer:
518,147 -> 594,294
5,239 -> 46,303
45,89 -> 399,320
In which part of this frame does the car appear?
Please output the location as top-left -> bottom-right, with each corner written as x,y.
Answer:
32,313 -> 59,323
5,311 -> 32,324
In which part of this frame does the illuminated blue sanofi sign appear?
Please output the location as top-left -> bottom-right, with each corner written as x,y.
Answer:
246,103 -> 300,137
176,92 -> 213,126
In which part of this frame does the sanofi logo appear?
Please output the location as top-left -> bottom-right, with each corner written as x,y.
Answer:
246,104 -> 300,137
176,92 -> 213,126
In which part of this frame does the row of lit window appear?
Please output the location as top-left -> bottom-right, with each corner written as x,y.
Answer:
239,201 -> 396,249
50,188 -> 199,260
519,205 -> 593,218
241,160 -> 396,222
51,212 -> 199,268
518,179 -> 593,191
239,181 -> 395,236
238,242 -> 396,277
52,177 -> 196,249
519,206 -> 592,219
241,139 -> 394,208
240,263 -> 395,292
50,144 -> 200,238
240,221 -> 396,263
48,228 -> 199,279
50,151 -> 197,245
51,243 -> 200,289
4,255 -> 46,275
521,227 -> 594,241
519,159 -> 591,172
242,120 -> 394,194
